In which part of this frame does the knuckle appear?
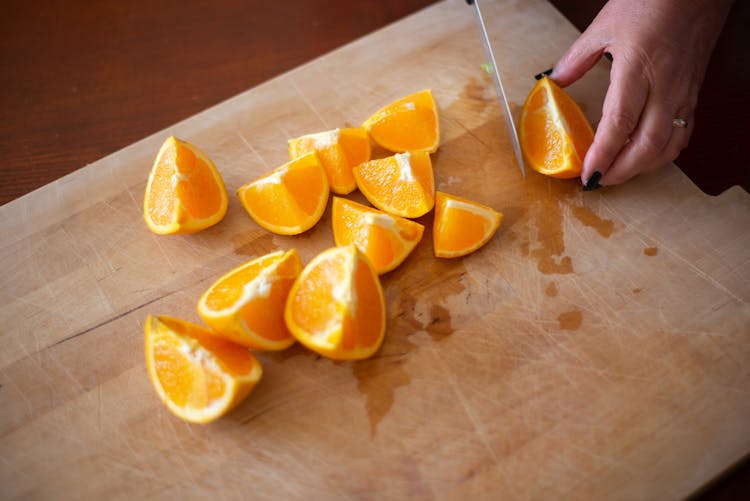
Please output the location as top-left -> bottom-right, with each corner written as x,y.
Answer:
640,130 -> 671,156
603,110 -> 639,135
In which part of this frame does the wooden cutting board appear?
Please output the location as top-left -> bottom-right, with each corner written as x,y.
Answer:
2,0 -> 749,498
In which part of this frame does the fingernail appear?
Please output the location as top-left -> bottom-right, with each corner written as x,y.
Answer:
534,68 -> 553,80
583,171 -> 603,191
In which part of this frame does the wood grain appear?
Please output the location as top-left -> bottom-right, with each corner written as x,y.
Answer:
1,0 -> 749,498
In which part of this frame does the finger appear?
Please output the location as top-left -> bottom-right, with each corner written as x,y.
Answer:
600,95 -> 690,185
667,105 -> 695,161
645,110 -> 695,171
650,106 -> 695,171
580,60 -> 649,185
549,29 -> 606,87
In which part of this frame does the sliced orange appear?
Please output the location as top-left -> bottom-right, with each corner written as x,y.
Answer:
352,151 -> 435,218
433,191 -> 503,258
288,128 -> 370,195
144,315 -> 262,424
237,151 -> 329,235
362,89 -> 439,153
143,136 -> 228,235
284,244 -> 386,361
518,76 -> 594,179
197,249 -> 302,351
332,197 -> 424,275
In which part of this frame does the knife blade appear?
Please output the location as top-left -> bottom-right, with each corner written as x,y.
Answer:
468,0 -> 526,178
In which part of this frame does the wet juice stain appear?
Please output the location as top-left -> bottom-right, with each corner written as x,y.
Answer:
231,232 -> 276,256
644,247 -> 658,256
524,171 -> 577,275
571,205 -> 614,238
352,357 -> 412,438
545,281 -> 558,297
425,304 -> 453,341
557,310 -> 583,330
520,240 -> 530,256
352,239 -> 465,437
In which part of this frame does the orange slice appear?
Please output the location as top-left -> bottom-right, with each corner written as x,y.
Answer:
143,136 -> 228,235
284,244 -> 386,361
362,89 -> 439,153
288,128 -> 370,195
518,76 -> 594,179
433,191 -> 503,258
237,151 -> 329,235
352,151 -> 435,218
144,315 -> 262,424
197,249 -> 302,351
332,197 -> 424,274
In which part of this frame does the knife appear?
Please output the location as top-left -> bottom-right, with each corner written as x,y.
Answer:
467,0 -> 526,178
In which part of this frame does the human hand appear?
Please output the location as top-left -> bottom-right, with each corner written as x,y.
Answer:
549,0 -> 733,188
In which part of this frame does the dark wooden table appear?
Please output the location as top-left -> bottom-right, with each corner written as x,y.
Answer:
1,1 -> 747,497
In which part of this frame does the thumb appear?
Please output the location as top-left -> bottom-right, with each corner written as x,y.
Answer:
550,28 -> 607,87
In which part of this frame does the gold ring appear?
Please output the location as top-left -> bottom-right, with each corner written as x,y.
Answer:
672,118 -> 688,128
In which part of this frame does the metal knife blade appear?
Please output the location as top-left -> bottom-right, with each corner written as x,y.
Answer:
469,0 -> 526,178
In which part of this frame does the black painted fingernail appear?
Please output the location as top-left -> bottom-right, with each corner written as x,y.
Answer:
583,171 -> 603,191
534,68 -> 553,80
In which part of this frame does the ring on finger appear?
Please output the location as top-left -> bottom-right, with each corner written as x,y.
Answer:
672,118 -> 688,128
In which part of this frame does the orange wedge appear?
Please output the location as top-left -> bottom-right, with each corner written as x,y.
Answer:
144,315 -> 262,424
237,151 -> 329,235
518,76 -> 594,179
362,89 -> 439,153
143,136 -> 228,235
352,151 -> 435,218
284,244 -> 385,361
332,197 -> 424,274
433,191 -> 503,258
197,249 -> 302,351
288,128 -> 370,195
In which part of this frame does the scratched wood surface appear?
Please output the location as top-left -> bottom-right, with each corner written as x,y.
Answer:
1,0 -> 749,498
